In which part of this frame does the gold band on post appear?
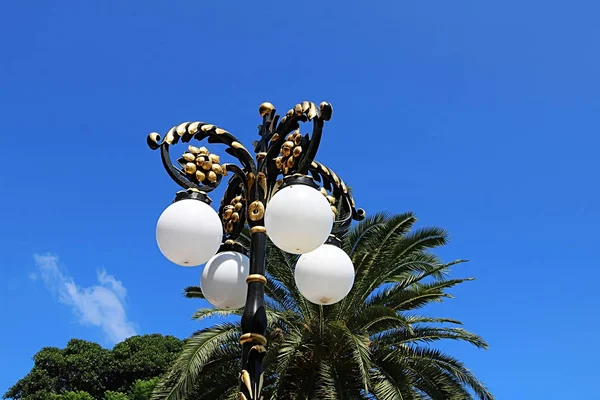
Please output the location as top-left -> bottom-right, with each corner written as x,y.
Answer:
239,333 -> 267,346
246,274 -> 267,285
250,226 -> 266,234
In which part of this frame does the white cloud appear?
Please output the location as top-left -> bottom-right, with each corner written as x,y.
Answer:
33,253 -> 137,343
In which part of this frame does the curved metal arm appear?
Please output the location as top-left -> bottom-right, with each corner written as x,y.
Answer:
148,121 -> 256,243
148,121 -> 257,189
256,101 -> 334,199
309,160 -> 366,237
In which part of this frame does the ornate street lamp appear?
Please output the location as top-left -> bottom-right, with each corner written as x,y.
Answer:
148,101 -> 364,399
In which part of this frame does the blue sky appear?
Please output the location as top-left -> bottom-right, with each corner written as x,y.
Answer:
1,1 -> 598,398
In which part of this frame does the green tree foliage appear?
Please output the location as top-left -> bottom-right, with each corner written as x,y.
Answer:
49,391 -> 94,400
4,335 -> 182,400
129,379 -> 159,400
104,391 -> 130,400
154,213 -> 494,399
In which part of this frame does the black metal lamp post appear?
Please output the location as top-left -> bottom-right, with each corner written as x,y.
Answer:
148,101 -> 364,399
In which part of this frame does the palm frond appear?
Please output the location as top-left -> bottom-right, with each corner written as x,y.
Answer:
183,286 -> 204,299
383,346 -> 493,400
191,308 -> 241,321
151,323 -> 240,400
329,321 -> 372,393
375,327 -> 487,349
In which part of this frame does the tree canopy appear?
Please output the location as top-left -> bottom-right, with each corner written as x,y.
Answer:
4,335 -> 182,400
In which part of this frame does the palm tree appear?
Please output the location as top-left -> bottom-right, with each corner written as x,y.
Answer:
152,212 -> 493,400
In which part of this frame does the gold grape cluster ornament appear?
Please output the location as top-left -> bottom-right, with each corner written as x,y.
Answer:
222,195 -> 244,233
320,187 -> 338,217
178,145 -> 226,185
274,130 -> 303,174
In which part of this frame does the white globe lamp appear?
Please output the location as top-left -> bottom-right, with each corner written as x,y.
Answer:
265,181 -> 333,254
201,251 -> 250,309
295,243 -> 354,305
156,198 -> 223,267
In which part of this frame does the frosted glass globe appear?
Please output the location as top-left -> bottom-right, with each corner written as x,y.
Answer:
201,251 -> 249,309
156,199 -> 222,267
265,184 -> 333,254
295,244 -> 354,305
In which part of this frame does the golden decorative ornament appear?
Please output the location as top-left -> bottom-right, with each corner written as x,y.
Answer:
240,370 -> 252,397
188,145 -> 200,154
182,152 -> 196,162
301,101 -> 310,113
331,172 -> 340,185
307,102 -> 319,120
207,171 -> 218,183
259,102 -> 275,117
223,208 -> 233,220
231,212 -> 240,222
341,181 -> 348,193
247,172 -> 255,188
148,132 -> 160,144
250,345 -> 267,354
164,128 -> 176,144
327,195 -> 336,205
283,166 -> 289,174
234,202 -> 243,211
201,160 -> 212,171
200,124 -> 214,132
239,333 -> 268,346
222,164 -> 227,176
238,393 -> 248,400
176,123 -> 188,136
320,101 -> 333,120
331,206 -> 338,215
294,103 -> 303,115
311,161 -> 319,168
183,163 -> 197,174
232,141 -> 247,150
275,157 -> 284,169
188,122 -> 200,134
320,187 -> 328,196
226,221 -> 234,232
233,195 -> 242,203
256,152 -> 267,160
212,164 -> 223,175
198,146 -> 209,155
208,154 -> 220,163
258,373 -> 264,398
286,108 -> 294,117
250,226 -> 266,234
215,127 -> 227,135
280,146 -> 291,157
257,172 -> 268,195
286,156 -> 295,168
246,274 -> 267,284
248,201 -> 265,221
196,171 -> 206,182
271,133 -> 279,142
294,135 -> 302,146
293,146 -> 302,157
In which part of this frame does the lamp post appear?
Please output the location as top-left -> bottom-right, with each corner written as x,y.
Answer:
148,101 -> 364,399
